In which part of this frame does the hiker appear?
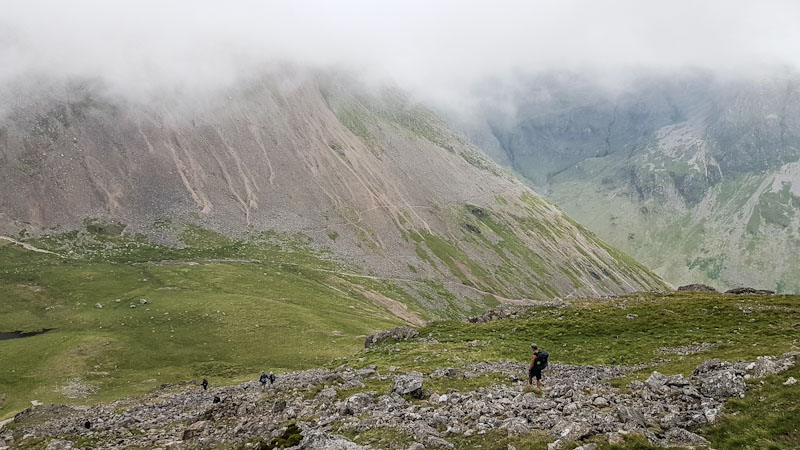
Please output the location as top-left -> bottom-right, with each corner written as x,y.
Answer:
269,371 -> 276,388
259,371 -> 268,391
83,419 -> 91,429
528,344 -> 549,389
213,395 -> 221,404
201,378 -> 208,391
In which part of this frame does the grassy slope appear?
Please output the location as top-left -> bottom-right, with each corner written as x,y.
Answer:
0,232 -> 406,418
550,168 -> 800,293
339,291 -> 800,449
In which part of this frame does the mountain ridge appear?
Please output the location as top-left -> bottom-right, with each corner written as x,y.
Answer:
0,69 -> 666,303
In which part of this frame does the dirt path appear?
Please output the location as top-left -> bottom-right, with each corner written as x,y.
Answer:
0,236 -> 65,257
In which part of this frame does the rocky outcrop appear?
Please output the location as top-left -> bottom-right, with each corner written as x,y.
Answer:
364,326 -> 419,348
4,353 -> 796,449
725,287 -> 775,295
677,284 -> 717,292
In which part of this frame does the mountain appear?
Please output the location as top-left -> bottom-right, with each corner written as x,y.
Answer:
0,69 -> 664,309
454,70 -> 800,293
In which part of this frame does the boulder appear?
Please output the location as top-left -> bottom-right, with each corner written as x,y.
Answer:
784,377 -> 797,386
182,420 -> 208,440
664,428 -> 710,446
364,326 -> 419,348
665,374 -> 690,387
392,372 -> 424,398
341,393 -> 372,415
500,417 -> 531,436
698,370 -> 746,398
431,368 -> 462,378
315,387 -> 338,404
616,405 -> 645,429
724,287 -> 774,295
357,365 -> 378,377
549,419 -> 591,443
645,371 -> 668,390
677,284 -> 716,292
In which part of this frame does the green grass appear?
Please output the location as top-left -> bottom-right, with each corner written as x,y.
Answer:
356,292 -> 798,376
700,363 -> 800,449
338,291 -> 800,449
0,233 -> 409,418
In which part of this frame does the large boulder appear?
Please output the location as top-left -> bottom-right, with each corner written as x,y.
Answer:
724,287 -> 775,295
549,419 -> 591,443
677,284 -> 717,292
364,326 -> 419,348
392,371 -> 424,398
341,393 -> 372,415
698,370 -> 746,398
645,371 -> 668,390
182,420 -> 208,441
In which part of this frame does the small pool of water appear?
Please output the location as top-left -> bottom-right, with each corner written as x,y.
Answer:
0,329 -> 53,341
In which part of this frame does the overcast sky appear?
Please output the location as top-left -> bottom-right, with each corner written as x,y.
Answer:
3,0 -> 800,98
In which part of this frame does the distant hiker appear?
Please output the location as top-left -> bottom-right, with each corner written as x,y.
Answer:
269,371 -> 276,388
213,395 -> 221,404
83,419 -> 91,429
201,378 -> 209,391
528,344 -> 549,389
260,371 -> 268,391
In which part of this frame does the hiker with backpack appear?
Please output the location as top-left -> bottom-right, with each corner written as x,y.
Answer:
528,344 -> 548,389
268,371 -> 276,388
259,371 -> 268,391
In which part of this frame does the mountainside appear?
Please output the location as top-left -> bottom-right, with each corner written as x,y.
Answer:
456,71 -> 800,293
0,70 -> 664,304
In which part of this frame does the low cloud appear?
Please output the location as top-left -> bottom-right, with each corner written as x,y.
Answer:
3,0 -> 800,99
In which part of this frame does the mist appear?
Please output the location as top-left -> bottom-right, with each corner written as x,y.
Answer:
3,0 -> 800,101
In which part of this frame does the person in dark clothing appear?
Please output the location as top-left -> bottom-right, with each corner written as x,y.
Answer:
528,344 -> 544,389
259,371 -> 268,391
201,378 -> 209,391
268,371 -> 276,388
83,419 -> 91,429
213,395 -> 221,403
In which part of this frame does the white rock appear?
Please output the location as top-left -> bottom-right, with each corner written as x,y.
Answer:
784,376 -> 797,385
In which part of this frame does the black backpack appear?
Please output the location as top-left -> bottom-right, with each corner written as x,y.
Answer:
536,351 -> 549,369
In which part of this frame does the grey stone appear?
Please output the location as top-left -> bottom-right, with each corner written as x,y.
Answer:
181,420 -> 208,441
699,370 -> 746,398
316,387 -> 338,404
341,393 -> 372,415
645,371 -> 668,390
616,405 -> 645,429
392,371 -> 424,398
664,427 -> 710,446
365,326 -> 419,348
549,419 -> 591,443
500,417 -> 530,436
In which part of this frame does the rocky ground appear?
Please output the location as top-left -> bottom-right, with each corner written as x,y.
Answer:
2,346 -> 797,449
